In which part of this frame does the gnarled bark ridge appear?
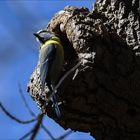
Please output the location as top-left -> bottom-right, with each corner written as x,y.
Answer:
27,0 -> 140,139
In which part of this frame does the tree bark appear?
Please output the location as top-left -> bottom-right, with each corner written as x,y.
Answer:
27,0 -> 140,139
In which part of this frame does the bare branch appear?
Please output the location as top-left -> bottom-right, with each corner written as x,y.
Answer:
18,83 -> 55,139
56,130 -> 73,140
18,83 -> 36,117
0,102 -> 37,124
17,83 -> 55,139
19,129 -> 33,140
30,114 -> 44,140
41,124 -> 55,140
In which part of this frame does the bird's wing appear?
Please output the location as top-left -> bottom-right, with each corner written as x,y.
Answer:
39,44 -> 56,91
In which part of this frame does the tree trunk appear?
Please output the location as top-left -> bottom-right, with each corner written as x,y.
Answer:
27,0 -> 140,139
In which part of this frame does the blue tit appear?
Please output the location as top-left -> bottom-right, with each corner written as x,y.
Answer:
34,30 -> 64,117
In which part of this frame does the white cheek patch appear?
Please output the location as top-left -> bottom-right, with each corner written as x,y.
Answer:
37,29 -> 43,34
36,37 -> 41,44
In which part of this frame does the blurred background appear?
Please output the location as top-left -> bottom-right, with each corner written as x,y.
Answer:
0,0 -> 94,139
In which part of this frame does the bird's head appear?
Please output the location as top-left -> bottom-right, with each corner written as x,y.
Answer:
34,30 -> 55,44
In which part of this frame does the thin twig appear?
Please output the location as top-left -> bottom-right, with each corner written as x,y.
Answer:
41,124 -> 56,140
18,83 -> 36,117
30,114 -> 44,140
56,130 -> 73,140
19,129 -> 33,140
0,102 -> 37,124
18,83 -> 55,139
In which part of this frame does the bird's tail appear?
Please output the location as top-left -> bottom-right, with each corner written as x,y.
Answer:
52,94 -> 61,118
47,84 -> 61,117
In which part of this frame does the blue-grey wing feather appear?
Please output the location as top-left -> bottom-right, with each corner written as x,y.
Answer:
40,44 -> 56,91
40,44 -> 61,117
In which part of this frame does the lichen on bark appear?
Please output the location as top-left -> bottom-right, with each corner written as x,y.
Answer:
27,0 -> 140,139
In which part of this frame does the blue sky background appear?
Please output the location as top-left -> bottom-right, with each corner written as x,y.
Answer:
0,1 -> 95,140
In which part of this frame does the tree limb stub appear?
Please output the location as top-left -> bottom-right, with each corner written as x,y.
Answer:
27,1 -> 140,139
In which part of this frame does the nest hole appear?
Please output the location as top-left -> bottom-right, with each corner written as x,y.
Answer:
54,27 -> 78,70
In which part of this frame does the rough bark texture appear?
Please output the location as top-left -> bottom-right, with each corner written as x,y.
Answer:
27,0 -> 140,139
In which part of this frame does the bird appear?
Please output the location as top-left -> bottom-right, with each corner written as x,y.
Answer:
34,30 -> 64,117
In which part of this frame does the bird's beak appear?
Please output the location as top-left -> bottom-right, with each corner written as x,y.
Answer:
34,33 -> 44,44
33,33 -> 39,37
